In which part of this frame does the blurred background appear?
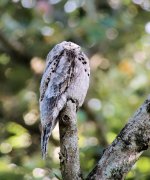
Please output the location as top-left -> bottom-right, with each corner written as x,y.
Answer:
0,0 -> 150,179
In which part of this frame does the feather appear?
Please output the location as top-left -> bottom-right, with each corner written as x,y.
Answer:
39,41 -> 90,158
41,122 -> 52,159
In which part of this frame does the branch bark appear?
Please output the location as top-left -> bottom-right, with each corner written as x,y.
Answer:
59,96 -> 150,180
86,97 -> 150,180
59,100 -> 83,180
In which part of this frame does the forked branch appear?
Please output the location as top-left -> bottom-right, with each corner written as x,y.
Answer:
59,96 -> 150,180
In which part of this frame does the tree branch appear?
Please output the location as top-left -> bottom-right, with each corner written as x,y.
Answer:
86,96 -> 150,180
59,100 -> 83,180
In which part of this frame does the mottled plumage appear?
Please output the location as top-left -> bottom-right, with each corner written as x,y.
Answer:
40,41 -> 90,159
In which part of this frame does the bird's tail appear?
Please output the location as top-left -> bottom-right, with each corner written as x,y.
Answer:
41,122 -> 52,159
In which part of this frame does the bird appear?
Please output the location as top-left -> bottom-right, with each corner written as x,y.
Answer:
39,41 -> 90,159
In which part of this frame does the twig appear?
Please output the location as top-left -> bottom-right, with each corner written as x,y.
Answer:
86,96 -> 150,180
59,100 -> 83,180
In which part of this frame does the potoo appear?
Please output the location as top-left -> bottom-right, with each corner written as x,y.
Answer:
40,41 -> 90,159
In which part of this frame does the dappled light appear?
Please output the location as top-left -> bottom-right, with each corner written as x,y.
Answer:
0,0 -> 150,179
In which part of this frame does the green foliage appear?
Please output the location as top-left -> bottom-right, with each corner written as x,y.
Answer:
0,0 -> 150,179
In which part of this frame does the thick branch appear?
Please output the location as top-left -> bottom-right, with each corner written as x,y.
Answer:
87,96 -> 150,180
59,100 -> 82,180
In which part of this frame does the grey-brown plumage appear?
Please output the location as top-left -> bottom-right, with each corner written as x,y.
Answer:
40,41 -> 90,159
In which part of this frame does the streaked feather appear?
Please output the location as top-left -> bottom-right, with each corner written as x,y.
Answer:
39,41 -> 90,158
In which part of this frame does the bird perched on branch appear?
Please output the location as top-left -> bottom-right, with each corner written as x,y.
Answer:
39,41 -> 90,159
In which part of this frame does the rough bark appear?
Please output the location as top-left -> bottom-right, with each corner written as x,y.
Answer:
86,97 -> 150,180
59,96 -> 150,180
59,100 -> 83,180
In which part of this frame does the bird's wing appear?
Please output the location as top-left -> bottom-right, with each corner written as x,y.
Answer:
40,48 -> 65,101
40,50 -> 75,159
40,51 -> 75,102
40,49 -> 76,127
